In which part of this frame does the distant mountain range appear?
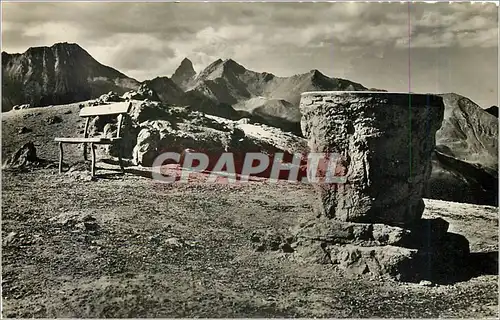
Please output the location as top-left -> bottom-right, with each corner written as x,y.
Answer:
2,43 -> 366,122
2,42 -> 498,205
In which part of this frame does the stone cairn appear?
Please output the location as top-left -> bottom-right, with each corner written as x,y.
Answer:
292,91 -> 470,282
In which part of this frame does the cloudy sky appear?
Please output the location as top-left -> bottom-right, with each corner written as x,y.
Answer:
2,2 -> 498,107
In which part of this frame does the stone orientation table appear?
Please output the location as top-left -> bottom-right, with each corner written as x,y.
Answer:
292,91 -> 470,282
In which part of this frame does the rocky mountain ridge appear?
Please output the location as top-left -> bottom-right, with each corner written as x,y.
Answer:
184,58 -> 367,124
2,43 -> 140,112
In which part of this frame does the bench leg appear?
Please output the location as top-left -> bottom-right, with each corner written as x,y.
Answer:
83,143 -> 88,161
90,143 -> 96,177
118,144 -> 125,174
58,142 -> 64,173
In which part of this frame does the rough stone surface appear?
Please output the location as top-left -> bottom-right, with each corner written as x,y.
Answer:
290,91 -> 469,282
18,126 -> 31,134
127,100 -> 165,123
90,100 -> 307,168
299,91 -> 445,227
12,104 -> 32,111
293,216 -> 411,247
46,115 -> 63,125
292,239 -> 418,279
123,102 -> 242,166
3,142 -> 39,169
291,217 -> 470,282
133,125 -> 163,166
97,91 -> 123,103
250,229 -> 294,253
122,84 -> 161,102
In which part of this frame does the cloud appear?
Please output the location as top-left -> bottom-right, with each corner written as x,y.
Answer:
1,2 -> 498,82
3,2 -> 496,50
455,28 -> 499,48
87,34 -> 176,73
407,31 -> 457,48
408,3 -> 498,48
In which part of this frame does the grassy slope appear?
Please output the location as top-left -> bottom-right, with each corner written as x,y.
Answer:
2,102 -> 94,165
1,105 -> 498,318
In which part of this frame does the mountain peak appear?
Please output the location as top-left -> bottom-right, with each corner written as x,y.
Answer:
306,69 -> 329,83
210,58 -> 224,68
23,42 -> 91,61
51,42 -> 82,48
309,69 -> 324,77
193,58 -> 248,85
223,58 -> 244,67
194,58 -> 224,80
222,58 -> 246,73
2,42 -> 139,111
25,42 -> 83,52
180,57 -> 194,68
171,57 -> 197,91
223,58 -> 238,65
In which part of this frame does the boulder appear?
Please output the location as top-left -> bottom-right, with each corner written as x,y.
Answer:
122,84 -> 161,102
133,125 -> 162,166
12,104 -> 32,111
18,127 -> 31,134
127,102 -> 310,175
46,115 -> 63,125
97,91 -> 123,103
237,118 -> 250,124
293,216 -> 411,247
89,115 -> 114,135
89,100 -> 307,178
3,142 -> 39,169
129,100 -> 171,124
106,120 -> 138,159
295,241 -> 418,279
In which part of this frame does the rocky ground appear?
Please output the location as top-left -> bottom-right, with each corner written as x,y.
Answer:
2,103 -> 498,318
1,162 -> 498,318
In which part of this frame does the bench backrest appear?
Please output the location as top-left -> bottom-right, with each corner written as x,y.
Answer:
79,102 -> 132,117
80,102 -> 132,139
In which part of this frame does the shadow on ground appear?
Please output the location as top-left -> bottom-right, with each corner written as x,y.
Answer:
420,249 -> 499,285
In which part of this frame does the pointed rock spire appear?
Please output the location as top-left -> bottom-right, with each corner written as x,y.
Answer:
171,58 -> 196,91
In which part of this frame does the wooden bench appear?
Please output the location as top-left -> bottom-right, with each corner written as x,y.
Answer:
55,102 -> 132,177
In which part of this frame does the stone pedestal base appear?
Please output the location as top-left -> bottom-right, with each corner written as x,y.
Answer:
291,216 -> 470,282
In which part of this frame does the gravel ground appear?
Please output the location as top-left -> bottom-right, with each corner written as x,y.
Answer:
1,166 -> 498,318
2,105 -> 498,318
